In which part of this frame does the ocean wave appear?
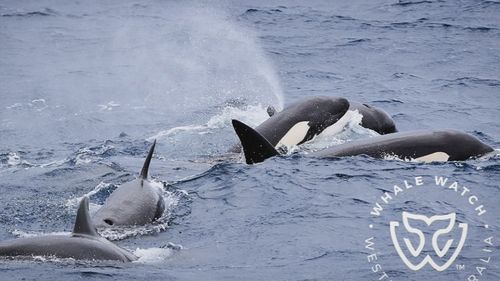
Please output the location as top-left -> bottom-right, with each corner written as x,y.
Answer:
391,0 -> 441,7
242,8 -> 283,16
336,38 -> 371,47
387,19 -> 497,32
1,8 -> 57,17
436,77 -> 500,88
133,244 -> 181,264
391,72 -> 422,79
5,99 -> 48,112
0,152 -> 33,168
303,70 -> 343,80
372,98 -> 405,104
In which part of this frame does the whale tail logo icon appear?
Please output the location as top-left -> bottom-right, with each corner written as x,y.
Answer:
389,212 -> 468,271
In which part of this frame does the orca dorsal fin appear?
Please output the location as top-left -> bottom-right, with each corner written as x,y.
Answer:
266,105 -> 277,117
140,139 -> 156,179
72,197 -> 99,237
231,119 -> 279,164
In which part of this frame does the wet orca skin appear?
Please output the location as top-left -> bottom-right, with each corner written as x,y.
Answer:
232,119 -> 493,164
231,96 -> 397,164
310,129 -> 494,161
349,102 -> 397,135
0,197 -> 137,262
251,96 -> 350,147
231,96 -> 397,157
92,140 -> 165,228
232,119 -> 279,164
318,101 -> 397,137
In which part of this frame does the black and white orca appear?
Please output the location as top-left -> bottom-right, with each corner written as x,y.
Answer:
232,119 -> 493,163
310,129 -> 494,161
251,96 -> 351,150
263,97 -> 396,139
231,96 -> 397,163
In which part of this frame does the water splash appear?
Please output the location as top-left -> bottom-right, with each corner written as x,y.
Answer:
1,3 -> 284,145
64,182 -> 114,210
302,110 -> 379,152
11,230 -> 70,238
148,104 -> 269,141
133,244 -> 182,264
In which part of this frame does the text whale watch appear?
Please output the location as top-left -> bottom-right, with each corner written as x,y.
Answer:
92,140 -> 165,228
0,197 -> 137,262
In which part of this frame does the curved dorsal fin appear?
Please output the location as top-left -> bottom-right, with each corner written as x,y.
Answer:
231,119 -> 279,164
140,140 -> 156,179
72,197 -> 99,237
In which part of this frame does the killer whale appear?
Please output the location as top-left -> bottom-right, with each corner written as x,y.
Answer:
345,101 -> 396,135
267,100 -> 397,137
232,119 -> 493,163
231,96 -> 397,163
310,129 -> 494,161
231,96 -> 396,156
0,197 -> 137,262
92,140 -> 165,228
250,96 -> 350,150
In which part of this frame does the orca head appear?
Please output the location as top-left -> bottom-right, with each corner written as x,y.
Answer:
92,140 -> 165,228
359,103 -> 397,134
283,96 -> 350,145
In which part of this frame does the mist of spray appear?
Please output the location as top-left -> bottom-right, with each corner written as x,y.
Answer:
0,1 -> 284,146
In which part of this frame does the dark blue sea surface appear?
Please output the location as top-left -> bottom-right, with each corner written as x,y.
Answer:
1,0 -> 499,280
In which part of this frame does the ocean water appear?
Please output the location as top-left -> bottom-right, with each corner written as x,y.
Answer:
0,0 -> 499,280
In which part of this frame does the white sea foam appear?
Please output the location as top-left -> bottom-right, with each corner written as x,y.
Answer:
72,144 -> 115,166
5,99 -> 48,112
64,181 -> 112,209
133,245 -> 181,264
2,151 -> 67,170
7,152 -> 22,166
11,230 -> 70,238
97,101 -> 120,111
302,110 -> 379,152
479,148 -> 500,161
148,104 -> 269,141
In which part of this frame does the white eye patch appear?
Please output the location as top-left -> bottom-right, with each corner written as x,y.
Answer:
276,121 -> 310,148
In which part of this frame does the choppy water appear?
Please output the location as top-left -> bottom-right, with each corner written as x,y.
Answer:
1,0 -> 499,280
